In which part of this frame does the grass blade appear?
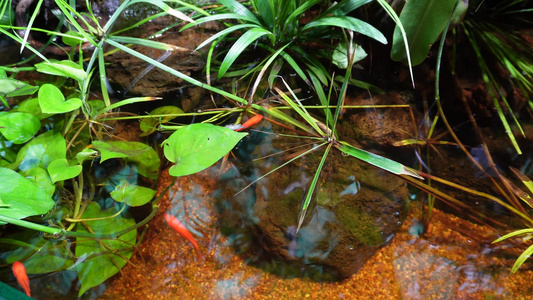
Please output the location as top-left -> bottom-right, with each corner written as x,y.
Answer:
336,141 -> 423,179
218,27 -> 273,79
375,0 -> 415,88
297,142 -> 333,231
302,16 -> 387,44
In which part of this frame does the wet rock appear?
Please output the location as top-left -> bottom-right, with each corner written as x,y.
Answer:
220,124 -> 409,279
340,91 -> 420,151
105,20 -> 219,97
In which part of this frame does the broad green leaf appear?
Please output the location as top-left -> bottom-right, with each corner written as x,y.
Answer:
0,8 -> 14,26
76,148 -> 98,164
35,60 -> 87,82
75,202 -> 136,297
0,167 -> 55,223
87,100 -> 106,118
218,28 -> 273,79
47,158 -> 82,183
92,141 -> 160,179
0,78 -> 39,97
391,0 -> 457,65
302,16 -> 387,44
110,182 -> 156,206
14,131 -> 66,172
336,142 -> 422,179
0,112 -> 40,144
5,236 -> 73,273
332,42 -> 367,69
62,30 -> 86,46
163,123 -> 247,177
38,84 -> 82,114
14,97 -> 54,120
93,141 -> 148,162
139,106 -> 184,136
24,167 -> 55,199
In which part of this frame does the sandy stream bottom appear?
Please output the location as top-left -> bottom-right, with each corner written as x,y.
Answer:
102,168 -> 533,299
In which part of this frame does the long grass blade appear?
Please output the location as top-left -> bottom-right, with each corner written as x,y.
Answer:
297,142 -> 333,232
20,0 -> 43,53
302,16 -> 387,44
493,228 -> 533,243
375,0 -> 415,88
234,141 -> 328,197
195,24 -> 259,51
336,142 -> 423,179
218,27 -> 273,79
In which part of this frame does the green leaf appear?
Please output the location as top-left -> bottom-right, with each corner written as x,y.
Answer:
14,97 -> 54,120
0,112 -> 40,144
24,167 -> 55,199
511,243 -> 533,273
0,167 -> 55,223
35,60 -> 87,82
110,182 -> 156,206
76,148 -> 98,164
0,78 -> 39,97
302,16 -> 387,44
47,158 -> 82,183
93,141 -> 147,162
194,24 -> 259,51
38,84 -> 82,114
163,123 -> 247,177
75,202 -> 136,297
391,0 -> 457,65
219,0 -> 260,24
62,30 -> 86,46
14,130 -> 66,172
332,42 -> 367,69
139,106 -> 184,136
320,0 -> 373,17
92,141 -> 160,179
5,236 -> 73,273
336,142 -> 423,179
218,28 -> 273,79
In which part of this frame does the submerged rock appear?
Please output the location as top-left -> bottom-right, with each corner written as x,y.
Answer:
219,123 -> 409,279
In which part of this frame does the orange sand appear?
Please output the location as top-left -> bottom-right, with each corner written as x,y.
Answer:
102,168 -> 533,299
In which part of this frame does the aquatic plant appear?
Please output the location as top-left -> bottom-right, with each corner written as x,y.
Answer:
393,0 -> 533,273
182,0 -> 412,100
0,0 -> 205,295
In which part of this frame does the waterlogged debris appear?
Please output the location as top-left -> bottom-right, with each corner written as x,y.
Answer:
408,219 -> 426,236
340,178 -> 361,197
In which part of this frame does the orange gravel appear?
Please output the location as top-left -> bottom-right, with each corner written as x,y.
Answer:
102,167 -> 533,299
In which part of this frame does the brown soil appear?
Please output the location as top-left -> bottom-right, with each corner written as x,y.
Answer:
101,166 -> 533,299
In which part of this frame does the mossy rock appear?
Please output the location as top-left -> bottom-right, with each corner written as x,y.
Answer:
219,123 -> 409,279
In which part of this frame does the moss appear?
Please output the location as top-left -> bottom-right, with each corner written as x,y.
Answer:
337,206 -> 384,247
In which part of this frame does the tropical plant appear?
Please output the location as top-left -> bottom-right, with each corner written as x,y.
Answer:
391,0 -> 533,272
0,0 -> 208,295
0,0 -> 422,295
493,167 -> 533,272
183,0 -> 395,101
